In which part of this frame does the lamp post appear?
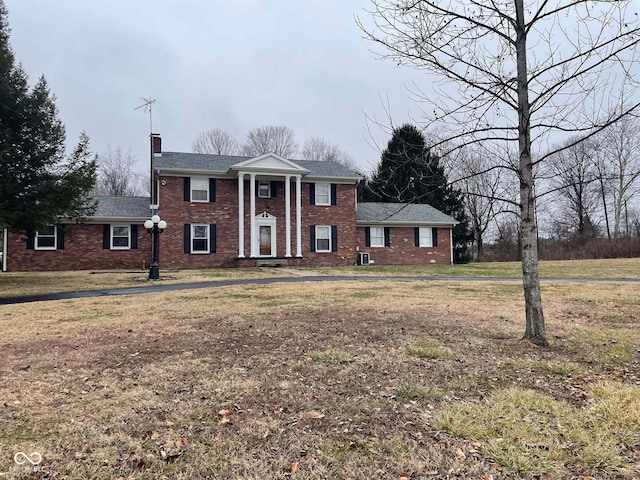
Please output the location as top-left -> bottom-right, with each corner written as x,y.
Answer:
144,214 -> 167,280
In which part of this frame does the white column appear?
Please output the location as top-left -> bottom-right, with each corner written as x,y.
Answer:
295,175 -> 302,257
285,175 -> 292,257
250,173 -> 256,257
238,173 -> 245,258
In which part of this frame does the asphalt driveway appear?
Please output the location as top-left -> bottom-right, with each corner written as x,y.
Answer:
1,274 -> 639,305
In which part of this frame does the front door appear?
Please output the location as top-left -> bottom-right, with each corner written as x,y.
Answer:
259,225 -> 272,256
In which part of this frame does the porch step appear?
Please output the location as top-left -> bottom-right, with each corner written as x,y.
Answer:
256,259 -> 289,268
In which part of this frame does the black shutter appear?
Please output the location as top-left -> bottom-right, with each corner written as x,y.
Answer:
57,226 -> 65,250
209,178 -> 216,202
183,177 -> 190,201
331,225 -> 338,252
184,224 -> 191,253
131,224 -> 138,249
26,231 -> 35,249
414,227 -> 420,247
331,184 -> 337,206
384,227 -> 390,247
271,181 -> 278,198
365,227 -> 371,247
432,228 -> 438,247
255,180 -> 259,197
210,224 -> 216,253
309,183 -> 316,205
103,225 -> 110,249
310,225 -> 316,252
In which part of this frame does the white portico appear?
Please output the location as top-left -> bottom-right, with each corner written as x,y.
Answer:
230,153 -> 309,259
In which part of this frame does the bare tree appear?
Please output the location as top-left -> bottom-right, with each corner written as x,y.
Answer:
453,147 -> 510,261
192,128 -> 241,155
597,115 -> 640,237
242,126 -> 298,158
546,137 -> 601,239
358,1 -> 640,345
96,146 -> 145,197
302,136 -> 357,169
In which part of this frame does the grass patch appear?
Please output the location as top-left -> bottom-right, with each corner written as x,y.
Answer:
395,383 -> 444,401
434,382 -> 639,476
404,338 -> 453,359
308,348 -> 355,365
571,327 -> 640,365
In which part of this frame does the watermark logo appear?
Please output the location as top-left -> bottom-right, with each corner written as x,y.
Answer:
14,452 -> 42,466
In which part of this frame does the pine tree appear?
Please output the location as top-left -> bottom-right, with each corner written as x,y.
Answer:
361,124 -> 472,262
0,0 -> 96,233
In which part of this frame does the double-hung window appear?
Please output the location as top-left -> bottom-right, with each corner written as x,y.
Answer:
191,224 -> 210,253
418,227 -> 433,247
315,183 -> 330,206
369,227 -> 384,247
191,177 -> 209,202
111,225 -> 131,249
35,225 -> 57,250
315,225 -> 331,252
258,181 -> 271,198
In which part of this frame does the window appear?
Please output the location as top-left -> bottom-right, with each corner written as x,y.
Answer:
35,225 -> 56,250
191,177 -> 209,202
192,224 -> 210,253
315,225 -> 331,252
418,227 -> 433,247
315,183 -> 330,206
258,181 -> 271,198
111,224 -> 130,249
369,227 -> 384,247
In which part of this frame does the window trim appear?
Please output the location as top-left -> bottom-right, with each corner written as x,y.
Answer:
35,225 -> 57,250
110,224 -> 131,250
315,225 -> 331,253
315,183 -> 331,206
190,177 -> 209,203
418,227 -> 433,248
191,224 -> 210,254
369,227 -> 385,248
257,181 -> 271,199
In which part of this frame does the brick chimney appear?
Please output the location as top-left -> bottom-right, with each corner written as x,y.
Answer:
151,133 -> 162,158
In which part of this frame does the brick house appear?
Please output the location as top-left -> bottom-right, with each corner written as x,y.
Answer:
0,137 -> 457,272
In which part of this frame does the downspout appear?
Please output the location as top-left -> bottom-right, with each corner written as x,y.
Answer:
2,228 -> 7,272
449,227 -> 454,265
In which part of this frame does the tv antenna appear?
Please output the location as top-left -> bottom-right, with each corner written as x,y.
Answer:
135,96 -> 157,133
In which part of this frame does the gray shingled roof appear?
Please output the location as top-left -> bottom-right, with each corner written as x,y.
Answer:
356,202 -> 458,226
153,152 -> 361,179
91,196 -> 151,219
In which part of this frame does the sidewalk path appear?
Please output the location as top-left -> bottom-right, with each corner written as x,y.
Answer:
2,275 -> 639,305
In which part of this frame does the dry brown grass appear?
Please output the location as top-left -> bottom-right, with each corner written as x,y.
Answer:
1,279 -> 639,479
0,268 -> 285,298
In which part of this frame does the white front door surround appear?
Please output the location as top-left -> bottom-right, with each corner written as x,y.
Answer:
256,213 -> 277,257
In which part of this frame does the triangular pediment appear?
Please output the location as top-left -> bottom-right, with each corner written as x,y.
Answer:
229,153 -> 309,175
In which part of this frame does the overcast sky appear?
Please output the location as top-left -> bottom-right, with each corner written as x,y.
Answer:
4,0 -> 425,175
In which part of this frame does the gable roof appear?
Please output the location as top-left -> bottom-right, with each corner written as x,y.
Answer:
356,202 -> 458,226
89,196 -> 151,220
153,152 -> 361,181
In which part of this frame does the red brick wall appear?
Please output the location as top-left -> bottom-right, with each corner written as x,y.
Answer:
6,224 -> 151,272
355,226 -> 452,265
157,175 -> 358,268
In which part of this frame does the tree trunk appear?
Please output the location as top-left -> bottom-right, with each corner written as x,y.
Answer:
476,226 -> 484,262
515,0 -> 547,346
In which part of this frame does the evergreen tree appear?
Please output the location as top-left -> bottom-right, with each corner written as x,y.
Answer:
361,124 -> 472,262
0,0 -> 96,233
